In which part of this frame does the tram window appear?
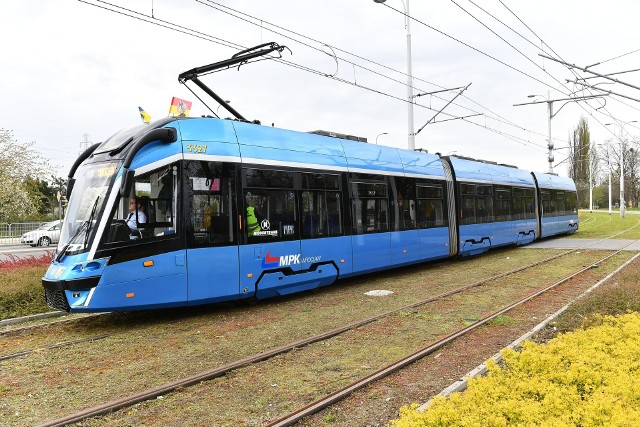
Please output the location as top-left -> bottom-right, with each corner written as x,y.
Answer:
301,173 -> 343,238
495,187 -> 511,222
461,184 -> 476,195
245,168 -> 294,188
460,183 -> 476,225
513,187 -> 535,220
351,181 -> 388,234
244,169 -> 297,242
394,177 -> 416,231
556,191 -> 566,216
476,185 -> 494,223
458,183 -> 494,225
541,190 -> 557,217
104,163 -> 178,244
416,183 -> 446,228
567,191 -> 578,214
245,190 -> 297,241
184,161 -> 236,248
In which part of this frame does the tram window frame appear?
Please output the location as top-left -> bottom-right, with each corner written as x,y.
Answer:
458,183 -> 495,225
566,191 -> 578,215
513,187 -> 535,220
460,183 -> 477,225
541,189 -> 558,217
102,162 -> 180,246
184,161 -> 237,248
556,191 -> 566,216
301,172 -> 343,239
494,186 -> 511,222
243,168 -> 298,243
416,180 -> 447,229
476,185 -> 494,223
350,177 -> 389,235
394,177 -> 417,231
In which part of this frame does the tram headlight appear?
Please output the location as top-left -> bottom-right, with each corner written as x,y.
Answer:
71,257 -> 110,274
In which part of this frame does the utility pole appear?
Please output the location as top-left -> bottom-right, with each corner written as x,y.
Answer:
374,0 -> 415,150
606,120 -> 638,218
79,133 -> 92,155
514,94 -> 605,174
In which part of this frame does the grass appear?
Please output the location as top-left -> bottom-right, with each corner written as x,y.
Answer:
0,254 -> 53,319
1,214 -> 640,425
551,253 -> 640,333
571,210 -> 640,239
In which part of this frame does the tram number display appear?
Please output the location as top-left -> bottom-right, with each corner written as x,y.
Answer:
186,144 -> 208,153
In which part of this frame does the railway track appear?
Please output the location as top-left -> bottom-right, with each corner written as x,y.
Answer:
24,237 -> 637,426
264,244 -> 639,426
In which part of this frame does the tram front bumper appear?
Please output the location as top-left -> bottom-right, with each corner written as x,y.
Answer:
42,276 -> 101,312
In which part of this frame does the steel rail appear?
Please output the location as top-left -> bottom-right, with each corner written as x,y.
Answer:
264,244 -> 635,427
34,236 -> 637,426
0,335 -> 109,361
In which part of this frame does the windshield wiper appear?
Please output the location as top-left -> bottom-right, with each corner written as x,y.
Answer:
84,197 -> 100,248
54,197 -> 100,262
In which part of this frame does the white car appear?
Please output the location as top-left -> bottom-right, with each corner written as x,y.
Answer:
20,221 -> 62,247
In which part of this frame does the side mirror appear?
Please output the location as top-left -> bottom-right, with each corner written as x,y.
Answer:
119,169 -> 136,197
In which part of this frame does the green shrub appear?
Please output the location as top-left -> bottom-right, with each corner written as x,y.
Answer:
391,313 -> 640,426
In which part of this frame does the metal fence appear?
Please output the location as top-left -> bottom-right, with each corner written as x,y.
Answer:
0,222 -> 49,246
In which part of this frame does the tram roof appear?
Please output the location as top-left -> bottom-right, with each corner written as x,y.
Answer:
446,155 -> 535,187
532,171 -> 577,191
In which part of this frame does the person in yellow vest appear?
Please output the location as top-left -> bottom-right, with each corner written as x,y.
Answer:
247,206 -> 261,236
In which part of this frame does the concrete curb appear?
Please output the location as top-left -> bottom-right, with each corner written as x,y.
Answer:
417,250 -> 640,412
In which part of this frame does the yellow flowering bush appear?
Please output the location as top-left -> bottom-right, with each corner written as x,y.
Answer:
390,313 -> 640,427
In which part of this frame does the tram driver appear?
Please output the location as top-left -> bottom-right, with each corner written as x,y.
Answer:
126,197 -> 147,237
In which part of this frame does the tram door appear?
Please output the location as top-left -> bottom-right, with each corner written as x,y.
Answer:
238,168 -> 301,298
100,162 -> 188,309
350,179 -> 391,273
184,161 -> 240,304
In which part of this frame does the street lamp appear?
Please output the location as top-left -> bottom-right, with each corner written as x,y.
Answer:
376,132 -> 388,144
374,0 -> 415,151
605,120 -> 637,218
514,92 -> 604,174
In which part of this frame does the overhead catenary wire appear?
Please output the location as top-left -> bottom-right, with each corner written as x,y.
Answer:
384,0 -> 629,145
85,0 -> 635,156
496,0 -> 633,139
78,0 -> 552,152
84,0 -> 569,151
195,0 -> 560,148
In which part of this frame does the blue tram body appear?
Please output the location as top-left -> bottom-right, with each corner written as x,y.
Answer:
42,118 -> 578,312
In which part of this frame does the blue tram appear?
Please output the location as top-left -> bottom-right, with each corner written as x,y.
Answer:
42,45 -> 578,312
42,117 -> 578,312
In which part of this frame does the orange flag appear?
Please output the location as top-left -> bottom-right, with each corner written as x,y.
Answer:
168,97 -> 192,117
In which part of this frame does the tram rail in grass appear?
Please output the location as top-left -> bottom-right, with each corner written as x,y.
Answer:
32,237 -> 637,427
263,243 -> 638,427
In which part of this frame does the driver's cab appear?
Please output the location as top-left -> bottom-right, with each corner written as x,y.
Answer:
104,162 -> 178,245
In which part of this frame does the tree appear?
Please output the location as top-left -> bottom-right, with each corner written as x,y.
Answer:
23,176 -> 66,218
568,117 -> 598,207
0,129 -> 51,221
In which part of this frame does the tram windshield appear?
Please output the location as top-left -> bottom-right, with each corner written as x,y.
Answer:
57,161 -> 120,255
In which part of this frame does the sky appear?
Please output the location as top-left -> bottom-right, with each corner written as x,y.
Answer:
2,0 -> 640,179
